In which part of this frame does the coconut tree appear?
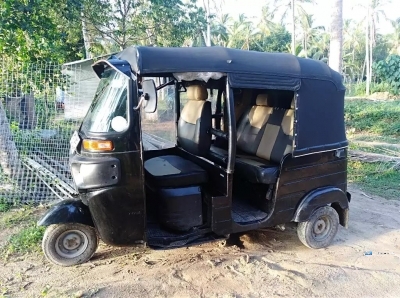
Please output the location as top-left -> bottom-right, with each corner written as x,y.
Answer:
211,13 -> 231,47
227,14 -> 258,50
343,20 -> 366,82
361,0 -> 390,94
273,0 -> 315,55
297,13 -> 325,58
389,17 -> 400,54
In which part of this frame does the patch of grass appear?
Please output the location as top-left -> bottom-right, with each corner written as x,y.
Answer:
0,202 -> 11,213
348,161 -> 400,199
2,224 -> 45,256
345,99 -> 400,137
349,134 -> 400,145
349,142 -> 400,156
0,206 -> 35,228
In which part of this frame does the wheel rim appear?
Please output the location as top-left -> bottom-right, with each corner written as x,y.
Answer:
55,230 -> 89,259
312,216 -> 331,241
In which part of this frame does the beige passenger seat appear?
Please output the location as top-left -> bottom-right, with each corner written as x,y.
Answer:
234,93 -> 294,184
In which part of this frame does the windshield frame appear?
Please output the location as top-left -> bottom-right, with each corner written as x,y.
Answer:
80,67 -> 133,138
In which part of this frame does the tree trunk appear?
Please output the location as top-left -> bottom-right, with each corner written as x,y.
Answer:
328,0 -> 343,73
369,18 -> 373,86
0,100 -> 21,177
365,3 -> 370,95
291,0 -> 296,55
203,0 -> 212,46
81,12 -> 92,59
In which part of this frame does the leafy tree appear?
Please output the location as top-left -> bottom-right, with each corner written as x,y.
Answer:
0,0 -> 84,63
252,26 -> 291,53
83,0 -> 206,51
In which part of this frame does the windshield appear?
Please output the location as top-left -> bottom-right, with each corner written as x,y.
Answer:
81,68 -> 129,133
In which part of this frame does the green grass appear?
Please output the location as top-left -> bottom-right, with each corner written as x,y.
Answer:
0,202 -> 11,213
2,224 -> 45,256
0,206 -> 35,228
345,99 -> 400,137
348,160 -> 400,199
0,205 -> 44,258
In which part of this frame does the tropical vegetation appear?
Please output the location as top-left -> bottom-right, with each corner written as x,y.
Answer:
0,0 -> 399,95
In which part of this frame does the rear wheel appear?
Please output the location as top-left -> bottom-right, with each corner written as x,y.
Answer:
297,206 -> 339,249
42,223 -> 98,266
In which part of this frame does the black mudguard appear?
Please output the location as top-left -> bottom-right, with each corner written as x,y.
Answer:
37,199 -> 94,227
293,187 -> 350,228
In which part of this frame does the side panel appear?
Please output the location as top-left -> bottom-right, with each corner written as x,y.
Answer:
272,149 -> 348,225
86,151 -> 146,246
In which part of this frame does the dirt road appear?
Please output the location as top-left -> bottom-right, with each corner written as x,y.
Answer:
1,186 -> 400,298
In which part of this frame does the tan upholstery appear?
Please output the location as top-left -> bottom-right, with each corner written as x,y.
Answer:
181,100 -> 206,125
187,85 -> 208,101
248,106 -> 273,129
237,104 -> 294,163
177,84 -> 212,156
181,85 -> 208,125
255,93 -> 270,106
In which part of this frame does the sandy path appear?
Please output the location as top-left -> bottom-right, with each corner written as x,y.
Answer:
1,186 -> 399,298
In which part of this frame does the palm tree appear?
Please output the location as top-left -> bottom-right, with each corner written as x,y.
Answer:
298,13 -> 325,58
343,20 -> 366,82
361,0 -> 390,94
328,0 -> 343,73
389,18 -> 400,55
227,14 -> 257,50
211,13 -> 231,47
273,0 -> 315,55
258,5 -> 277,36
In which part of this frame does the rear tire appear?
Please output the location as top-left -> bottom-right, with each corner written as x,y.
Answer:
42,223 -> 98,266
297,206 -> 339,249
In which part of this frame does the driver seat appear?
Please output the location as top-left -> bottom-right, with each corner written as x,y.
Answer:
144,85 -> 211,188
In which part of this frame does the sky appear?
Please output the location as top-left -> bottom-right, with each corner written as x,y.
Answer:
209,0 -> 399,34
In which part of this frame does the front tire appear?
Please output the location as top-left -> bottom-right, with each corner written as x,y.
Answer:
42,223 -> 98,266
297,206 -> 339,249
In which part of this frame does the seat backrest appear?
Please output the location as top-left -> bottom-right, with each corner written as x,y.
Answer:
236,93 -> 294,163
178,85 -> 212,156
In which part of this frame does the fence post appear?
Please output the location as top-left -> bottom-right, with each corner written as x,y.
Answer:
0,99 -> 21,176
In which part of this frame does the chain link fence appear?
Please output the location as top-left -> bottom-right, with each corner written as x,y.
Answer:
0,58 -> 95,203
0,60 -> 222,203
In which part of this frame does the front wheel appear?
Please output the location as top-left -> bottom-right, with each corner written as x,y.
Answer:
42,223 -> 98,266
297,206 -> 339,249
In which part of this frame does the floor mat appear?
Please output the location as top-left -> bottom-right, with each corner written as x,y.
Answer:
231,198 -> 268,223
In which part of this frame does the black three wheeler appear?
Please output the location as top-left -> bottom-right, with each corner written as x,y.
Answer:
38,46 -> 351,266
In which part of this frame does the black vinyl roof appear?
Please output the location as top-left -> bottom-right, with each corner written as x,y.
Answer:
117,46 -> 345,91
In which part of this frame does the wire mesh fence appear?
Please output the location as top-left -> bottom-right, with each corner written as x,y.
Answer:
0,58 -> 96,203
0,60 -> 179,203
0,59 -> 224,203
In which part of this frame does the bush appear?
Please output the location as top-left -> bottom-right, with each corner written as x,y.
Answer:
373,55 -> 400,95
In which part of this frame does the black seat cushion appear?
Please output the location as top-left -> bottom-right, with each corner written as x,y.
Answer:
209,145 -> 279,184
209,145 -> 229,164
144,155 -> 208,188
235,156 -> 279,184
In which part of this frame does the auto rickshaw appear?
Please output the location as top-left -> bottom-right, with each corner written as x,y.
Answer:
38,46 -> 351,266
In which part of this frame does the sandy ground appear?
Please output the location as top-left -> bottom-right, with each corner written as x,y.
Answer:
1,186 -> 400,298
